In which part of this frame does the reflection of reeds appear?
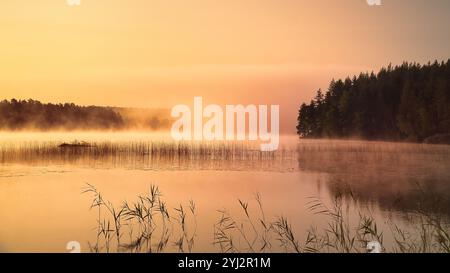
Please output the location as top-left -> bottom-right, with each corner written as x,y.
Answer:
84,184 -> 450,253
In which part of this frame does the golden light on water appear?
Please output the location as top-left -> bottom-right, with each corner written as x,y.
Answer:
1,0 -> 450,254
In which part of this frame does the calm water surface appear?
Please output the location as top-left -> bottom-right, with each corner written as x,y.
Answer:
0,132 -> 449,252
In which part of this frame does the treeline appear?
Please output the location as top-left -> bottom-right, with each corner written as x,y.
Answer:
0,99 -> 125,130
297,60 -> 450,142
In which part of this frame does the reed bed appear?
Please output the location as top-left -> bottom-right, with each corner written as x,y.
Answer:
2,139 -> 449,172
83,183 -> 197,253
84,183 -> 450,253
0,140 -> 298,171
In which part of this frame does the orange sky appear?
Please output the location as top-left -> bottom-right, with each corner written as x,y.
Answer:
1,0 -> 449,132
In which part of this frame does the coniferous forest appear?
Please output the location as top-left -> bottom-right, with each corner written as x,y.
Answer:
0,99 -> 125,130
297,60 -> 450,143
0,99 -> 172,131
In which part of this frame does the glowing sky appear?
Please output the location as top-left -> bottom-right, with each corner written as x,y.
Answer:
1,0 -> 449,132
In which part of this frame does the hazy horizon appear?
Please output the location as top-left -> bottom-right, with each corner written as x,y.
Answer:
1,0 -> 450,133
1,0 -> 450,256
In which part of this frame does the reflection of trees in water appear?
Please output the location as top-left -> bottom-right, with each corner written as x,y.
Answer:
324,175 -> 450,218
296,145 -> 450,217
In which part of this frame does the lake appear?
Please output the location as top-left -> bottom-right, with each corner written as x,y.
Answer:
0,132 -> 449,253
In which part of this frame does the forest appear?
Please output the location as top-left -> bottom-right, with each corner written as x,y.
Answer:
297,60 -> 450,143
0,99 -> 125,130
0,99 -> 173,131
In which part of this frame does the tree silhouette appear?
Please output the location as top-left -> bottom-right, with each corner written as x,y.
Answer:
0,99 -> 124,130
297,60 -> 450,142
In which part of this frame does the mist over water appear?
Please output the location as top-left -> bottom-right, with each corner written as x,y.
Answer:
0,132 -> 449,252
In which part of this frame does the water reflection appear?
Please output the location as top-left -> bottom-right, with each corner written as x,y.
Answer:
0,134 -> 449,252
296,140 -> 450,217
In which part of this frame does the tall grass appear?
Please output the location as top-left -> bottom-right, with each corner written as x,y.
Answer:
83,183 -> 450,253
82,183 -> 197,253
2,139 -> 449,174
0,140 -> 297,171
217,193 -> 450,253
